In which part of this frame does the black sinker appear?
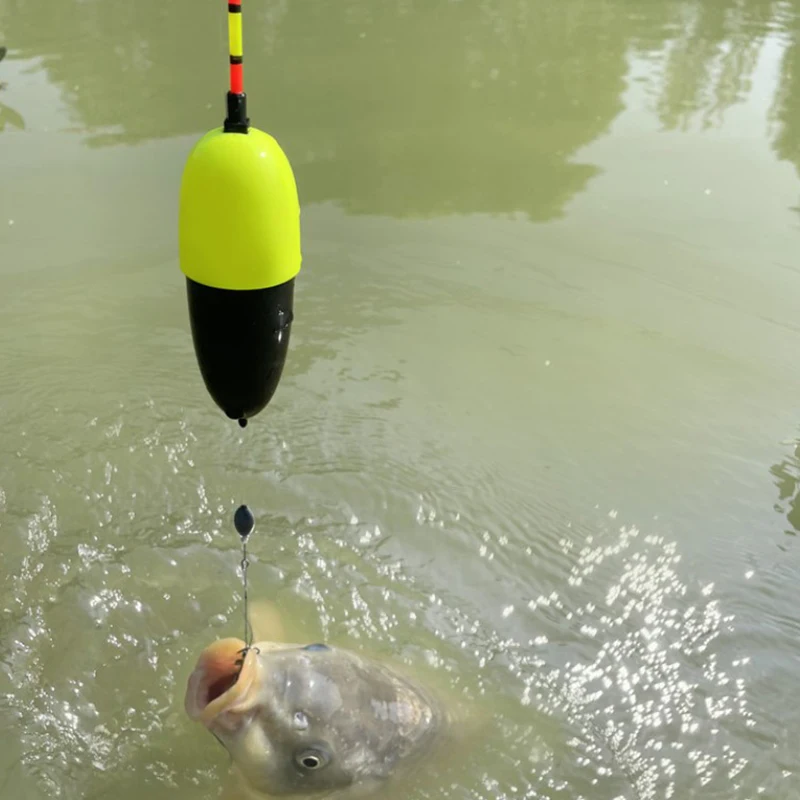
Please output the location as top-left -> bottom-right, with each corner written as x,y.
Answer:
234,504 -> 255,538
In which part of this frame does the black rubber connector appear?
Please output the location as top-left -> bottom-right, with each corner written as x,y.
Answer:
224,91 -> 249,134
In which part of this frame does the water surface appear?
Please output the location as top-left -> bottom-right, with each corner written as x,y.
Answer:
1,1 -> 800,798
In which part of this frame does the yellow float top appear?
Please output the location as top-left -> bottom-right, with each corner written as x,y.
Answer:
178,126 -> 302,291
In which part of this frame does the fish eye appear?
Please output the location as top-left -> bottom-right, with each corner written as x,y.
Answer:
295,747 -> 329,771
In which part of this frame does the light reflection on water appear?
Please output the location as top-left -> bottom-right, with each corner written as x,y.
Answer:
0,410 -> 770,799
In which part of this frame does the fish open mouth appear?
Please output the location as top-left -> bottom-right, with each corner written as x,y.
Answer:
184,637 -> 259,727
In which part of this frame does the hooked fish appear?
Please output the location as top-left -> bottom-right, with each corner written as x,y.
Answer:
184,616 -> 453,799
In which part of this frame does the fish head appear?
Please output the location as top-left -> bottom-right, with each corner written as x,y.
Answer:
184,638 -> 440,797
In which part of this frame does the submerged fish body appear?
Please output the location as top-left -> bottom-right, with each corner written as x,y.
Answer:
184,636 -> 448,798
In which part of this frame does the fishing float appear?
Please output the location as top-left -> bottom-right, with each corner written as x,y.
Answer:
178,0 -> 301,428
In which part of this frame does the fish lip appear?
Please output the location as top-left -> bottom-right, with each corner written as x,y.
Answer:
184,637 -> 261,728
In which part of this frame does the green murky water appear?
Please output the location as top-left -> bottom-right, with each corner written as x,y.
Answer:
1,0 -> 800,797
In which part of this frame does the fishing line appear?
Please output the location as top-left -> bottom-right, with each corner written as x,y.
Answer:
234,504 -> 256,651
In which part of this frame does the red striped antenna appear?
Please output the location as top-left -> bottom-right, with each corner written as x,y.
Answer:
224,0 -> 248,133
228,0 -> 243,94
